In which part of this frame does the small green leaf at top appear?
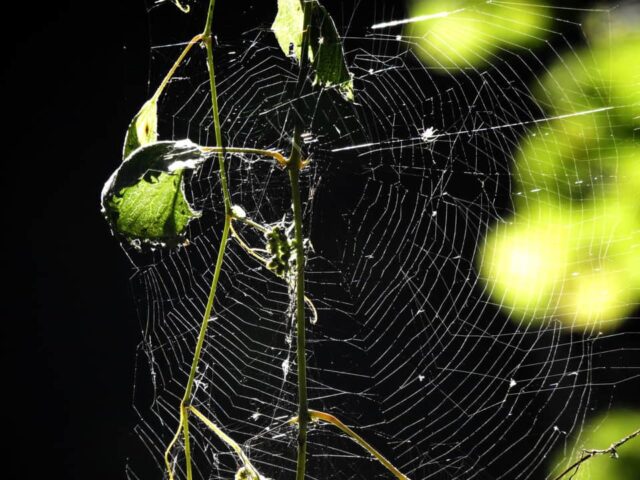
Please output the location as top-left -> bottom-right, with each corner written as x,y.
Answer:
309,2 -> 354,101
102,140 -> 205,248
273,0 -> 305,60
272,0 -> 354,101
123,99 -> 158,160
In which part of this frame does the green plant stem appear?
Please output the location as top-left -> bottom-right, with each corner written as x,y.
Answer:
289,149 -> 309,480
290,3 -> 314,479
204,0 -> 231,214
165,1 -> 234,479
178,217 -> 230,479
287,410 -> 410,480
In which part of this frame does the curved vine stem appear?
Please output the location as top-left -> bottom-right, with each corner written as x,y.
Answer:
170,0 -> 191,13
229,221 -> 270,263
152,34 -> 204,103
189,406 -> 264,479
288,410 -> 411,480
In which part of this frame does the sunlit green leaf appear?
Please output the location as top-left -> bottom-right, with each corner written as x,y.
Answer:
273,0 -> 306,61
309,3 -> 354,101
102,140 -> 205,247
272,0 -> 354,101
123,99 -> 158,160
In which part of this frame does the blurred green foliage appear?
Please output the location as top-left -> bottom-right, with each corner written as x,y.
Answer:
478,12 -> 639,331
534,34 -> 640,135
405,0 -> 550,70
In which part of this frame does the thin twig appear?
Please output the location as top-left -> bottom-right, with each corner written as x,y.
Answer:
230,222 -> 270,264
552,428 -> 640,480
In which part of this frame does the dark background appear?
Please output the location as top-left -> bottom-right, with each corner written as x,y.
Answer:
3,1 -> 372,478
4,1 -> 637,479
4,1 -> 149,478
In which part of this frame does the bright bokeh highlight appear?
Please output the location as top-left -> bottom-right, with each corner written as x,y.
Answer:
560,269 -> 635,331
405,0 -> 550,70
481,217 -> 569,318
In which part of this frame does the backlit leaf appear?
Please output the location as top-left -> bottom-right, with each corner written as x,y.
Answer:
272,0 -> 306,61
309,2 -> 354,101
102,140 -> 205,248
123,99 -> 158,159
272,0 -> 354,101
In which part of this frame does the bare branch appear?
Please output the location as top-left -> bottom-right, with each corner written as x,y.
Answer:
551,428 -> 640,480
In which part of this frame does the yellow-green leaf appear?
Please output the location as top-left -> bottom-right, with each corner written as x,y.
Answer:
272,0 -> 354,101
272,0 -> 306,61
123,99 -> 158,160
309,2 -> 354,101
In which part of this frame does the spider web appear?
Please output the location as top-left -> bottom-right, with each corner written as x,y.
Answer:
119,1 -> 640,479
